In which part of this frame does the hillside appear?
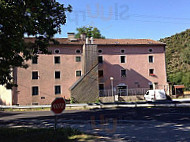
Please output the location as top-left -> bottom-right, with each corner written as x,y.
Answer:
160,29 -> 190,90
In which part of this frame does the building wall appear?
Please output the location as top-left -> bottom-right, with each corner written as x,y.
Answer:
13,43 -> 167,105
0,85 -> 12,105
98,45 -> 167,90
14,45 -> 83,105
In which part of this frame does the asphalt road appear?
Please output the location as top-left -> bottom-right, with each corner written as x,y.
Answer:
1,107 -> 190,141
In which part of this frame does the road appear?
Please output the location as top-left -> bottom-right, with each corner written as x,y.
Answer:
1,107 -> 190,141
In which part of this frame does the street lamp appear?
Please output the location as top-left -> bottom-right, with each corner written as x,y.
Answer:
110,77 -> 114,102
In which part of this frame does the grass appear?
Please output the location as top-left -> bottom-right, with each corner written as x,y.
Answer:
0,127 -> 98,142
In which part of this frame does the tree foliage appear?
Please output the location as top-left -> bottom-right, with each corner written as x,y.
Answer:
0,0 -> 71,88
160,29 -> 190,90
75,26 -> 105,39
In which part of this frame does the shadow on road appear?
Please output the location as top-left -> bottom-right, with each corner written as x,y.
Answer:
1,107 -> 190,141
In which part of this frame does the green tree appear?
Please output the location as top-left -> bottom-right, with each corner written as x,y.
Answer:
0,0 -> 71,88
160,29 -> 190,90
75,26 -> 105,39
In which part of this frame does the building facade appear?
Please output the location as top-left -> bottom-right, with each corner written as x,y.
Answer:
7,34 -> 168,105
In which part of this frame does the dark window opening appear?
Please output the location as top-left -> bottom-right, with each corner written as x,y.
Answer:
55,86 -> 61,94
98,56 -> 103,64
32,102 -> 38,105
54,49 -> 60,54
55,71 -> 60,79
54,56 -> 60,64
76,71 -> 82,77
121,49 -> 125,53
99,84 -> 104,90
121,70 -> 126,77
149,56 -> 153,63
76,56 -> 81,62
32,71 -> 38,80
149,69 -> 154,75
76,49 -> 81,54
120,56 -> 126,63
32,56 -> 38,64
149,49 -> 153,52
98,50 -> 102,53
149,85 -> 153,90
32,86 -> 39,96
98,70 -> 104,77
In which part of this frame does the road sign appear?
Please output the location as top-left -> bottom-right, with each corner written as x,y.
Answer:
51,97 -> 66,114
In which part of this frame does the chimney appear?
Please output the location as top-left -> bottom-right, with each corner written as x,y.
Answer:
86,37 -> 89,44
90,37 -> 94,44
67,32 -> 77,41
80,33 -> 86,41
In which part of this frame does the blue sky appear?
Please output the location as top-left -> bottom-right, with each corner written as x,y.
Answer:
56,0 -> 190,40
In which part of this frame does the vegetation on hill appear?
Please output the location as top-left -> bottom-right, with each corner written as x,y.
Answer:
160,29 -> 190,90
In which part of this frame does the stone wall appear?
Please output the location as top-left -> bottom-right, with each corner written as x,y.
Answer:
100,95 -> 144,103
70,44 -> 99,103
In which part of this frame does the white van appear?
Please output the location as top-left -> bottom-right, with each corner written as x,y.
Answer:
144,89 -> 167,101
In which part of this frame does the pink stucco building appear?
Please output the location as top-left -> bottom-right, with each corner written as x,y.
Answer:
11,34 -> 167,105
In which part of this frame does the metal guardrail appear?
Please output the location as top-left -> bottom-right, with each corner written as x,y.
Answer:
1,100 -> 190,109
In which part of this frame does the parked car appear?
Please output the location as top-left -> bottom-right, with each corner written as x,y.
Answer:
144,89 -> 167,101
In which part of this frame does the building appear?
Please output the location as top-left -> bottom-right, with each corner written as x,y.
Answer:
0,33 -> 168,105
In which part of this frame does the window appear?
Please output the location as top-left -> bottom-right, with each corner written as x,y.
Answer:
54,49 -> 60,54
54,56 -> 60,64
120,56 -> 126,63
149,85 -> 153,90
98,49 -> 102,54
154,82 -> 158,89
32,86 -> 39,96
121,69 -> 126,77
121,49 -> 125,53
32,71 -> 38,80
32,102 -> 38,105
76,49 -> 81,54
76,70 -> 82,77
98,70 -> 104,77
32,56 -> 38,64
98,56 -> 103,64
99,84 -> 104,90
55,71 -> 60,79
149,48 -> 153,53
55,85 -> 61,95
149,69 -> 154,76
149,56 -> 154,63
76,56 -> 81,62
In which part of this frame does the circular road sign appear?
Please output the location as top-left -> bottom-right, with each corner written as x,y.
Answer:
51,97 -> 66,114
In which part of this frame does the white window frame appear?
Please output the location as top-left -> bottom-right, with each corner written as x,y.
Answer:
148,55 -> 154,63
32,86 -> 39,96
149,68 -> 155,76
55,85 -> 62,95
32,71 -> 39,80
76,70 -> 82,77
54,56 -> 61,64
55,71 -> 61,79
75,56 -> 81,62
120,55 -> 126,63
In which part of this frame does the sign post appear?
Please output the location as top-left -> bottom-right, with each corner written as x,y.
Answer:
51,97 -> 66,130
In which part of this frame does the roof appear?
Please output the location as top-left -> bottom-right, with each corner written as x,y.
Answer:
174,85 -> 185,89
24,38 -> 165,46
